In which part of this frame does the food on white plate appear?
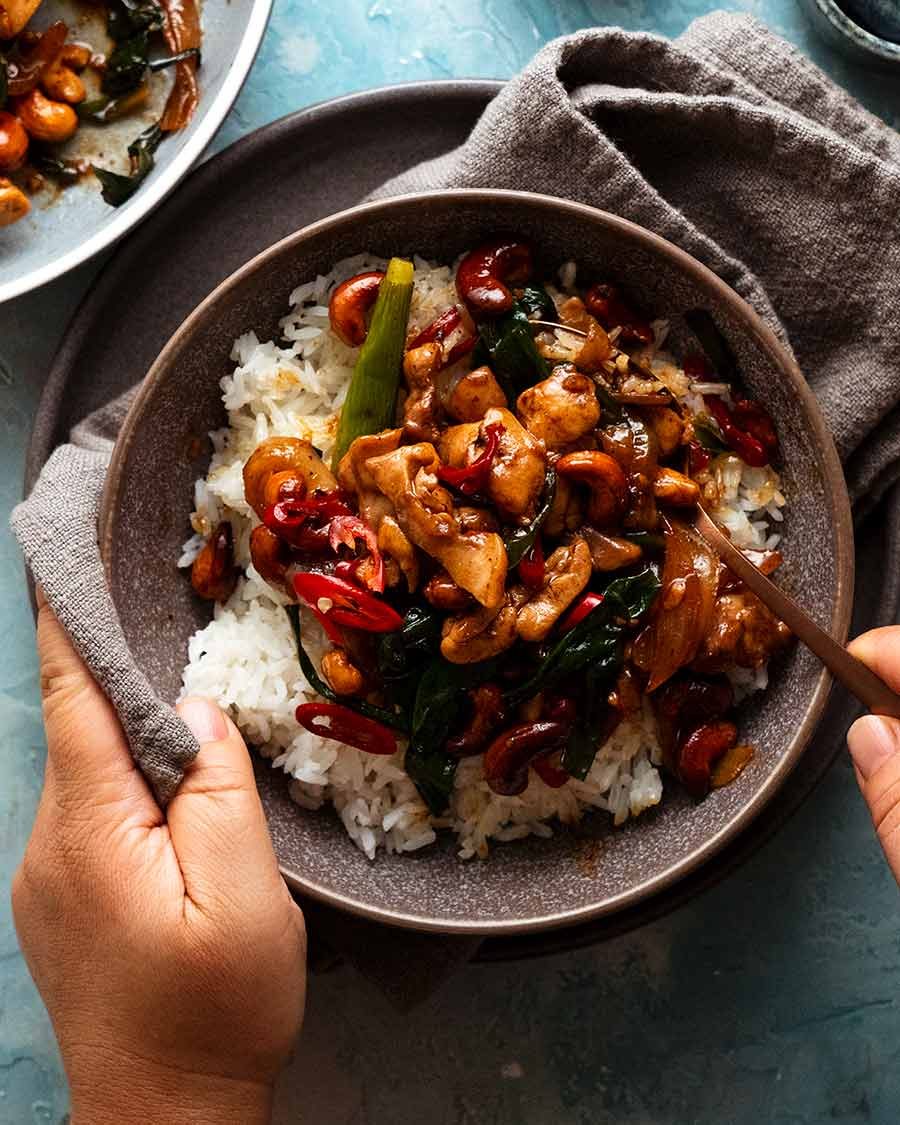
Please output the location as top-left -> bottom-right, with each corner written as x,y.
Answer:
179,240 -> 791,860
0,0 -> 201,227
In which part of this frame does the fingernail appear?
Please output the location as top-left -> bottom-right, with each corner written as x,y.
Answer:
178,697 -> 228,745
847,715 -> 900,781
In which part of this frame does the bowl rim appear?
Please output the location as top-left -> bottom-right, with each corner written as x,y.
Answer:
805,0 -> 900,62
0,0 -> 274,306
100,188 -> 855,935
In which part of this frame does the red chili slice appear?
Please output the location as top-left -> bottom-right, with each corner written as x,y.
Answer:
559,592 -> 605,633
704,396 -> 769,468
518,536 -> 545,589
408,306 -> 462,349
437,421 -> 504,496
731,398 -> 778,458
584,283 -> 653,345
328,515 -> 385,593
683,352 -> 713,381
443,333 -> 477,368
689,441 -> 711,474
292,572 -> 404,633
295,702 -> 397,756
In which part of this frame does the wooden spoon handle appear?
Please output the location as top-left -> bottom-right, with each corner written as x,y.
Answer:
693,508 -> 900,719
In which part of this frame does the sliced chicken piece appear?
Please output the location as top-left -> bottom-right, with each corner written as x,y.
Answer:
402,342 -> 444,442
441,598 -> 518,664
516,364 -> 601,450
580,527 -> 643,572
0,0 -> 42,38
336,428 -> 403,529
365,442 -> 508,609
439,407 -> 546,523
514,536 -> 592,642
444,365 -> 507,422
693,590 -> 792,672
377,515 -> 420,592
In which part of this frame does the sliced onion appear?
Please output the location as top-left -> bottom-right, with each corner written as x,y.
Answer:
644,516 -> 719,692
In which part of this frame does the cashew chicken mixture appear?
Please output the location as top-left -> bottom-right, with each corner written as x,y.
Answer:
0,0 -> 201,227
184,241 -> 793,857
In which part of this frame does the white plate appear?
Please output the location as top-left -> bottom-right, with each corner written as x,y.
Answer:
0,0 -> 272,303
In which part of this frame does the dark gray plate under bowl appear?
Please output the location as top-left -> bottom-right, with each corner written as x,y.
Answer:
27,82 -> 856,956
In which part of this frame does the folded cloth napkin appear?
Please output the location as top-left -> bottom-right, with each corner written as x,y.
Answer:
12,13 -> 900,998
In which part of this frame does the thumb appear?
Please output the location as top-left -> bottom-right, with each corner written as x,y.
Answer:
168,697 -> 287,912
847,714 -> 900,885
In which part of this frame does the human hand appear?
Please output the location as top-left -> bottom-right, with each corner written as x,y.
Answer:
12,595 -> 306,1125
847,627 -> 900,887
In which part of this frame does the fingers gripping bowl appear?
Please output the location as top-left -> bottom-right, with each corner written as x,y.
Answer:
100,191 -> 853,933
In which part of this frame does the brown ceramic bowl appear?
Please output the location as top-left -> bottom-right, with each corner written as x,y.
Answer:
99,190 -> 853,935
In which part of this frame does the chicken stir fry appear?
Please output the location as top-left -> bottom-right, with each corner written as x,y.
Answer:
191,240 -> 792,813
0,0 -> 201,228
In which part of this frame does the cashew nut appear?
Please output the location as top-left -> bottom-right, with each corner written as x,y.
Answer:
243,436 -> 338,519
0,112 -> 29,173
556,449 -> 628,527
653,466 -> 700,507
0,178 -> 30,227
190,522 -> 238,602
455,239 -> 532,317
322,649 -> 365,697
12,89 -> 78,144
328,271 -> 385,347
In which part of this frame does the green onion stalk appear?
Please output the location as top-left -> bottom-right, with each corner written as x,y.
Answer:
331,256 -> 415,469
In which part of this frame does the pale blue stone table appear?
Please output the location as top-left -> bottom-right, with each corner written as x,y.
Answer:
2,3 -> 899,1122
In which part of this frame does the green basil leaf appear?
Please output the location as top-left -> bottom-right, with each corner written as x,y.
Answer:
405,655 -> 500,813
517,284 -> 557,323
403,743 -> 459,816
473,298 -> 549,398
504,566 -> 661,710
503,469 -> 556,570
692,415 -> 728,454
376,605 -> 442,719
285,604 -> 405,731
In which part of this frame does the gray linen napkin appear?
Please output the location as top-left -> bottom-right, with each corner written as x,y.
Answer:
12,13 -> 900,989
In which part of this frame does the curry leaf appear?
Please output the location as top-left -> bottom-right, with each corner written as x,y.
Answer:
108,0 -> 164,42
0,55 -> 8,109
93,122 -> 163,206
102,32 -> 151,96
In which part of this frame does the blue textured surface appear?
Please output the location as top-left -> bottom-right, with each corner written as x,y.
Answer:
2,3 -> 900,1123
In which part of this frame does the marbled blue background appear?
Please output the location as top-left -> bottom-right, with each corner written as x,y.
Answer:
2,2 -> 900,1122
